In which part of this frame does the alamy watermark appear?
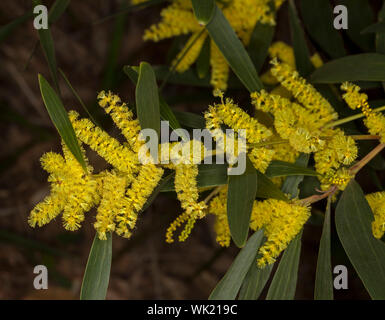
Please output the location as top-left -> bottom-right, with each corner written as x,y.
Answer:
33,265 -> 48,290
334,5 -> 348,30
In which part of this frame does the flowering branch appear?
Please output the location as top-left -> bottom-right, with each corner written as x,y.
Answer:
300,143 -> 385,205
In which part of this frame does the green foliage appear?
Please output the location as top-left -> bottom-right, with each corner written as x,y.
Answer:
209,230 -> 264,300
314,197 -> 333,300
227,158 -> 258,247
80,233 -> 112,300
311,54 -> 385,83
203,3 -> 263,92
335,181 -> 385,299
135,62 -> 161,139
38,74 -> 87,169
26,0 -> 385,301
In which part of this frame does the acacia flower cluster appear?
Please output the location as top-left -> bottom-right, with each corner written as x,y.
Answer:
29,91 -> 209,242
252,59 -> 358,191
29,45 -> 385,270
134,0 -> 287,91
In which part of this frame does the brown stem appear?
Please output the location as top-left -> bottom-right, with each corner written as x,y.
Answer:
204,186 -> 223,204
300,143 -> 385,206
351,135 -> 381,141
349,143 -> 385,175
300,186 -> 338,206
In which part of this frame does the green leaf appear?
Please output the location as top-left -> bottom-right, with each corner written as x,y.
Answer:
264,153 -> 309,300
288,0 -> 314,77
265,160 -> 318,178
266,232 -> 302,300
362,21 -> 385,34
102,0 -> 128,89
191,0 -> 215,25
248,23 -> 275,72
49,0 -> 70,24
59,68 -> 99,127
209,230 -> 264,300
135,62 -> 161,139
196,37 -> 211,79
335,180 -> 385,299
255,171 -> 288,201
124,65 -> 181,131
311,54 -> 385,84
37,27 -> 60,93
80,233 -> 112,300
338,0 -> 375,52
227,158 -> 258,247
238,262 -> 273,300
33,0 -> 60,93
376,2 -> 385,91
281,153 -> 310,198
299,0 -> 346,58
377,3 -> 385,54
314,196 -> 333,300
0,11 -> 33,44
174,110 -> 206,129
205,4 -> 263,92
38,74 -> 87,169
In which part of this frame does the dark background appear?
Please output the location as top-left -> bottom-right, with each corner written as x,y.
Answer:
0,0 -> 374,299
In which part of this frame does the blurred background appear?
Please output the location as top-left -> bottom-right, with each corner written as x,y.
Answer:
0,0 -> 376,299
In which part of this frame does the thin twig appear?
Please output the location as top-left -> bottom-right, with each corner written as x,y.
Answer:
349,143 -> 385,175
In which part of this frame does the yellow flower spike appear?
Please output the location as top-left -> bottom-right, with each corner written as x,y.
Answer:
209,188 -> 231,247
95,171 -> 129,240
166,211 -> 190,243
68,110 -> 139,177
143,0 -> 202,42
321,168 -> 353,191
341,82 -> 369,111
166,163 -> 207,243
60,143 -> 100,231
250,199 -> 310,267
214,95 -> 273,144
140,0 -> 281,90
116,164 -> 164,238
341,82 -> 385,143
272,104 -> 324,153
269,41 -> 296,69
251,90 -> 294,114
210,42 -> 230,91
366,192 -> 385,239
314,129 -> 358,176
271,59 -> 337,125
28,193 -> 64,228
271,140 -> 299,164
40,152 -> 67,175
248,146 -> 275,173
310,53 -> 324,69
97,91 -> 143,153
29,142 -> 100,231
173,32 -> 207,73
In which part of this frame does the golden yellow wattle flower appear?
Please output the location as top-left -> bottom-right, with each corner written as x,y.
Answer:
250,199 -> 310,267
204,91 -> 274,172
166,163 -> 207,243
341,82 -> 385,143
139,0 -> 287,91
29,142 -> 100,231
251,60 -> 358,191
208,187 -> 231,247
30,91 -> 165,240
366,192 -> 385,239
